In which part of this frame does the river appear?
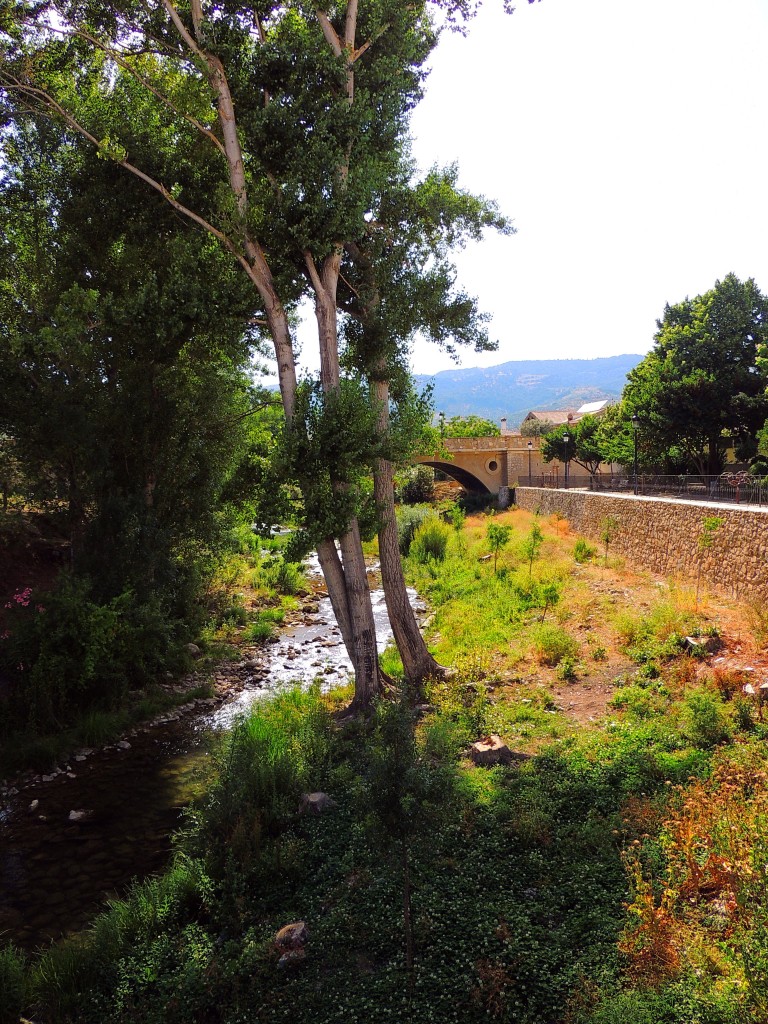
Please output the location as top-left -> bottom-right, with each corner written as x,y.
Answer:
0,558 -> 424,950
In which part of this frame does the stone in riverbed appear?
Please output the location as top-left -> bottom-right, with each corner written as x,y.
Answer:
187,643 -> 203,659
275,921 -> 308,950
299,792 -> 337,815
468,735 -> 531,768
68,808 -> 95,823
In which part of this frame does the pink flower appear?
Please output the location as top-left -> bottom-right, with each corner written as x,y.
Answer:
36,605 -> 45,613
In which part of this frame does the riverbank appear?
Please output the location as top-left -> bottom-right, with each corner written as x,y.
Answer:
5,507 -> 768,1023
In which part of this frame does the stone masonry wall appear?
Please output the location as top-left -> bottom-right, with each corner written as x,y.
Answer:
514,487 -> 768,602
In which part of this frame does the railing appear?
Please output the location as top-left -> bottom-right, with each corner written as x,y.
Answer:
519,472 -> 768,507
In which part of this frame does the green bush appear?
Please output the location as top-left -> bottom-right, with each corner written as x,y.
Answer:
396,504 -> 432,555
399,465 -> 435,504
1,576 -> 185,732
410,516 -> 451,563
530,624 -> 579,666
0,945 -> 26,1024
680,690 -> 732,748
574,537 -> 596,563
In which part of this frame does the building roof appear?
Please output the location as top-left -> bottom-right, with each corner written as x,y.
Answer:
522,410 -> 576,425
576,400 -> 611,416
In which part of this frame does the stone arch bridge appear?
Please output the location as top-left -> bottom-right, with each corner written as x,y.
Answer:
415,436 -> 547,507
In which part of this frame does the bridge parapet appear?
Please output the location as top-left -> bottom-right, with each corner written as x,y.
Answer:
443,436 -> 540,453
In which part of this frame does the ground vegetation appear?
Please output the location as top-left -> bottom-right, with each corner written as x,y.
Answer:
5,508 -> 768,1023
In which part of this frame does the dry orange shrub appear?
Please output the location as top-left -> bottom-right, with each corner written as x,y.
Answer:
620,750 -> 768,985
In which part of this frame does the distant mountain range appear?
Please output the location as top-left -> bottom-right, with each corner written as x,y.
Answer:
414,354 -> 644,428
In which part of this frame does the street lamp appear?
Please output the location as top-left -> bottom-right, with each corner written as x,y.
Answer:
438,411 -> 445,439
563,431 -> 570,489
527,439 -> 533,484
631,414 -> 640,495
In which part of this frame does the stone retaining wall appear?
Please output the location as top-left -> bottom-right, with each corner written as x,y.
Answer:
514,487 -> 768,601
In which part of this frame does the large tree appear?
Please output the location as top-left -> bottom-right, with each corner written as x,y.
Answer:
1,0 -> 532,710
339,160 -> 509,685
540,415 -> 604,477
0,117 -> 263,595
623,274 -> 768,475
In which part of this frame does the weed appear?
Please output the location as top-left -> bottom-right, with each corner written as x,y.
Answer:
574,537 -> 596,563
0,944 -> 26,1024
531,624 -> 579,667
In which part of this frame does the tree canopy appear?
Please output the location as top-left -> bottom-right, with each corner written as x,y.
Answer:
623,274 -> 768,475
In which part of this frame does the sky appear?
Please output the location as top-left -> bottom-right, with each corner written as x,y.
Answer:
292,0 -> 768,379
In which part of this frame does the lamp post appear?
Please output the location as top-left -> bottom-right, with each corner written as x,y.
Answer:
527,439 -> 533,484
438,411 -> 445,439
631,414 -> 639,495
563,431 -> 570,489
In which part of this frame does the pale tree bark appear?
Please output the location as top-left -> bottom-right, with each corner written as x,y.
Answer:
372,372 -> 442,688
307,250 -> 385,707
170,0 -> 383,707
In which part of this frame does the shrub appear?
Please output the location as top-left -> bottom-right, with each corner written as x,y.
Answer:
410,517 -> 451,563
396,504 -> 432,555
0,945 -> 26,1024
574,537 -> 596,563
680,691 -> 732,748
530,624 -> 579,666
399,465 -> 435,504
1,576 -> 185,732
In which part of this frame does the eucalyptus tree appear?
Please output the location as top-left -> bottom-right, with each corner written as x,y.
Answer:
1,0 -> 533,708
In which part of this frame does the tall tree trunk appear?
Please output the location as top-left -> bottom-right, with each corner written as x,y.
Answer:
308,251 -> 385,707
372,374 -> 442,688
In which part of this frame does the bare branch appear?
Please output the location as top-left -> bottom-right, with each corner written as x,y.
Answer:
160,0 -> 204,57
303,250 -> 323,294
344,0 -> 358,50
315,9 -> 343,57
351,24 -> 390,63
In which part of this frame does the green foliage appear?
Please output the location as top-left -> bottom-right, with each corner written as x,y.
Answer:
441,415 -> 500,437
193,687 -> 333,871
0,945 -> 26,1024
410,516 -> 451,563
399,464 -> 436,504
396,504 -> 433,556
541,415 -> 606,475
486,520 -> 512,573
574,537 -> 596,563
680,690 -> 732,748
531,624 -> 579,666
522,519 -> 545,577
445,502 -> 466,533
623,274 -> 768,474
1,576 -> 186,732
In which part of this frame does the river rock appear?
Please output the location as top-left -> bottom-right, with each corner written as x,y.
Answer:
68,809 -> 95,823
299,792 -> 337,815
277,948 -> 306,970
187,643 -> 203,659
116,740 -> 131,750
468,735 -> 530,767
275,921 -> 309,949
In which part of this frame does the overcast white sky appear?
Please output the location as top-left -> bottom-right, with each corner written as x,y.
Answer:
292,0 -> 768,378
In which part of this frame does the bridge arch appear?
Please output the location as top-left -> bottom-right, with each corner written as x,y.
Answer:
419,460 -> 491,494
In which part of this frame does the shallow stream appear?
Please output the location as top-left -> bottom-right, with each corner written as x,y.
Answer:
0,558 -> 423,950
